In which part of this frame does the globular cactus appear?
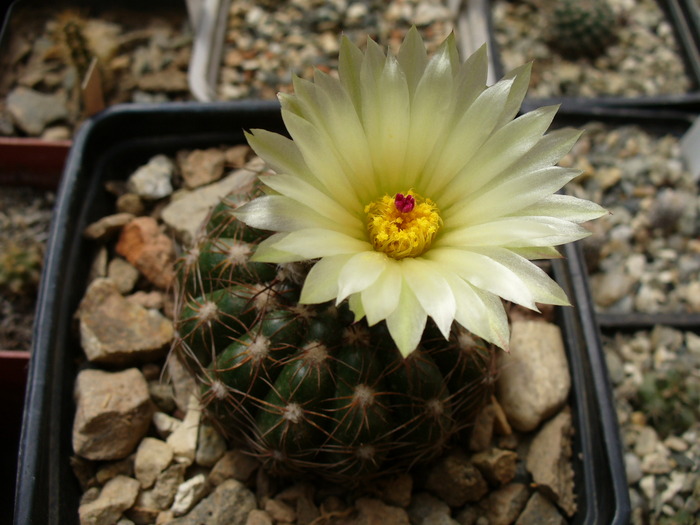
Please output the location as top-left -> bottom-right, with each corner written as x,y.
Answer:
546,0 -> 618,59
173,189 -> 498,483
634,369 -> 700,439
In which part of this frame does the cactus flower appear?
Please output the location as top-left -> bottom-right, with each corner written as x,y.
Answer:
236,28 -> 605,356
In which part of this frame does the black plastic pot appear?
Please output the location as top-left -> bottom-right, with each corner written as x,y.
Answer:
14,101 -> 630,524
487,0 -> 700,110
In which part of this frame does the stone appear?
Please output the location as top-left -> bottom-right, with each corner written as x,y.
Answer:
6,86 -> 69,135
78,475 -> 140,525
166,351 -> 198,413
180,148 -> 226,189
406,493 -> 456,525
73,368 -> 154,461
137,69 -> 189,92
353,498 -> 411,525
171,474 -> 209,516
161,167 -> 257,245
526,409 -> 577,517
208,450 -> 260,485
195,422 -> 227,467
168,479 -> 257,525
127,490 -> 161,524
469,404 -> 496,452
95,457 -> 134,485
116,193 -> 146,216
246,510 -> 273,525
134,437 -> 174,489
153,411 -> 181,438
167,394 -> 201,466
264,498 -> 296,523
116,216 -> 176,289
77,278 -> 173,365
471,448 -> 518,486
127,155 -> 175,200
424,450 -> 489,507
478,483 -> 530,525
371,473 -> 413,507
497,321 -> 571,432
590,271 -> 635,308
107,257 -> 140,294
84,213 -> 135,240
149,381 -> 177,413
152,463 -> 187,509
515,492 -> 566,525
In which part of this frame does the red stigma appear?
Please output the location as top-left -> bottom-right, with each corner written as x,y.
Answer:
394,193 -> 415,213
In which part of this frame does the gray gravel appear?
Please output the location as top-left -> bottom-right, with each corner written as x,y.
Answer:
564,121 -> 700,315
491,0 -> 693,99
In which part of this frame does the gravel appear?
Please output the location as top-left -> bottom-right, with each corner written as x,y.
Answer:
490,0 -> 694,99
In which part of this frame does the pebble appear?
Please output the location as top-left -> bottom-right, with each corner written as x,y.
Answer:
160,166 -> 257,245
171,474 -> 209,516
134,437 -> 174,489
525,409 -> 576,517
116,216 -> 176,289
6,86 -> 69,136
424,451 -> 489,507
168,479 -> 257,525
127,155 -> 175,201
180,148 -> 227,189
496,320 -> 571,432
78,475 -> 141,525
73,368 -> 154,460
167,394 -> 202,466
195,423 -> 227,468
77,278 -> 173,365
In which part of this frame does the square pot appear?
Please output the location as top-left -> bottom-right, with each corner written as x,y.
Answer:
15,101 -> 629,524
488,0 -> 700,110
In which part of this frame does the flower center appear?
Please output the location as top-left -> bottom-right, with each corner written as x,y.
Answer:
364,190 -> 441,259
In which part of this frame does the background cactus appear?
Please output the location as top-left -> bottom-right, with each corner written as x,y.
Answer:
546,0 -> 618,59
174,189 -> 498,483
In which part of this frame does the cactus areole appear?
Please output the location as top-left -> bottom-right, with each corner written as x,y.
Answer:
173,28 -> 606,483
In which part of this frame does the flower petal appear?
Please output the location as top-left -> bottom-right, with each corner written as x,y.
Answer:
438,105 -> 560,208
514,194 -> 608,223
269,229 -> 371,258
234,195 -> 348,233
299,254 -> 353,304
444,272 -> 510,350
438,216 -> 591,248
470,247 -> 571,306
252,233 -> 307,263
336,251 -> 388,303
360,261 -> 403,326
401,258 -> 456,338
257,175 -> 363,234
425,247 -> 538,309
386,282 -> 427,357
445,166 -> 582,227
419,76 -> 515,194
281,109 -> 363,212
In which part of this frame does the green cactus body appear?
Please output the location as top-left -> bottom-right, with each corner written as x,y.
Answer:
174,191 -> 499,483
547,0 -> 618,59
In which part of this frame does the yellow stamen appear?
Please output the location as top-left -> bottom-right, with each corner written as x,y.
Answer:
364,190 -> 442,259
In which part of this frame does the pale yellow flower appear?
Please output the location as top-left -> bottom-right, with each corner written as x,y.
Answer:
235,28 -> 606,356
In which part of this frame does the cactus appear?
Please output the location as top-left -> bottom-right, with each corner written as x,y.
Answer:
174,190 -> 498,483
0,241 -> 43,296
634,369 -> 700,439
546,0 -> 618,59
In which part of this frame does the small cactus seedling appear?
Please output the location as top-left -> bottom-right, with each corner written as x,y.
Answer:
546,0 -> 618,59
